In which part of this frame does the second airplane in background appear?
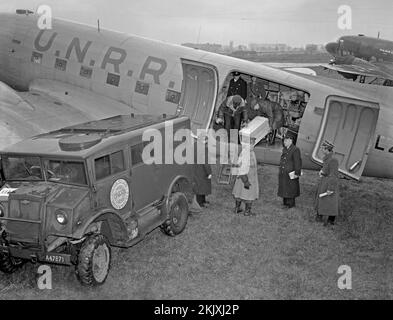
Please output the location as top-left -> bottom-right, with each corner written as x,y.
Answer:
324,34 -> 393,84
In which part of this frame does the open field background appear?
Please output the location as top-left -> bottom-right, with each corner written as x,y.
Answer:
1,164 -> 392,300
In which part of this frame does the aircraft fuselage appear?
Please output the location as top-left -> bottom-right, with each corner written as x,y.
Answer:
1,12 -> 393,180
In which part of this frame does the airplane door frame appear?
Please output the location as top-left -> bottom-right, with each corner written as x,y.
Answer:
312,95 -> 380,180
179,59 -> 219,135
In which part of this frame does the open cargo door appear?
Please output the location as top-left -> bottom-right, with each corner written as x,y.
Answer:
179,60 -> 218,134
312,96 -> 379,180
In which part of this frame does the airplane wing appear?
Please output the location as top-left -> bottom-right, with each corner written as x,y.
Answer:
0,79 -> 137,150
320,62 -> 393,79
266,60 -> 393,80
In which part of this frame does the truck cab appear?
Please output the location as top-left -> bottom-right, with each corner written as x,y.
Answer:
0,114 -> 197,286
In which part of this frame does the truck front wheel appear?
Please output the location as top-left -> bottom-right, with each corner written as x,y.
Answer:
0,254 -> 24,274
160,192 -> 189,236
76,234 -> 111,286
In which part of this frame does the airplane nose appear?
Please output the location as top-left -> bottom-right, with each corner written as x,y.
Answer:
325,42 -> 339,56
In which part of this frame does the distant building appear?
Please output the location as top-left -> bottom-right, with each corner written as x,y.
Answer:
305,44 -> 326,53
237,45 -> 248,51
181,42 -> 224,53
231,50 -> 257,57
248,43 -> 290,52
305,44 -> 318,54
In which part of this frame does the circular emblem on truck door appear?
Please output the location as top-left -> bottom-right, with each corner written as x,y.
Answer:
110,179 -> 129,210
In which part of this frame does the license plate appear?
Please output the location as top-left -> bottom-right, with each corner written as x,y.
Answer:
44,253 -> 70,265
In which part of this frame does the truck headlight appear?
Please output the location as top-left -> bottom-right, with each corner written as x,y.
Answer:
55,210 -> 68,225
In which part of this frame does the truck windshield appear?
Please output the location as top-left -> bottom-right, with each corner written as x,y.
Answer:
1,156 -> 43,181
45,160 -> 87,186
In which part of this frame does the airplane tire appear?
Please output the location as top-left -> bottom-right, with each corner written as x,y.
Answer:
160,192 -> 189,237
76,234 -> 111,286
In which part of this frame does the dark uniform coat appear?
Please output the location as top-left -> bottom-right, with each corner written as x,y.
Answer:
277,144 -> 302,198
192,142 -> 212,196
193,164 -> 212,195
314,152 -> 339,216
227,77 -> 247,100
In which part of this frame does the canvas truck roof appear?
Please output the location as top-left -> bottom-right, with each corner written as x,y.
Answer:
0,114 -> 182,159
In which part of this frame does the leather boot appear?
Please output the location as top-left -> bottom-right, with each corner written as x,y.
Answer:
243,203 -> 255,216
234,200 -> 243,214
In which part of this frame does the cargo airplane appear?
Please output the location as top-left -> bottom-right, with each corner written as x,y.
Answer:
324,34 -> 393,84
1,10 -> 393,181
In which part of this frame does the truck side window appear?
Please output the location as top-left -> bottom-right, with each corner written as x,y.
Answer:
111,151 -> 125,174
131,143 -> 145,167
95,151 -> 125,180
95,155 -> 110,180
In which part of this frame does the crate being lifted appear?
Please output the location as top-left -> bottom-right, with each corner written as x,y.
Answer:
239,116 -> 270,145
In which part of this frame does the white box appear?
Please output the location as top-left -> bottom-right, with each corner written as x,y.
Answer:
239,116 -> 270,145
0,187 -> 17,202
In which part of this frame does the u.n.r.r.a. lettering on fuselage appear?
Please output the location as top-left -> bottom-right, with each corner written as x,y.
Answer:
33,30 -> 168,85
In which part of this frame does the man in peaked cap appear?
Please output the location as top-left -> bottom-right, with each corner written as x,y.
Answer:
277,131 -> 302,209
315,140 -> 340,226
227,71 -> 247,101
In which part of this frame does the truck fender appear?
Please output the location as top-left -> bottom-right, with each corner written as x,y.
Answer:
165,175 -> 193,214
73,210 -> 128,245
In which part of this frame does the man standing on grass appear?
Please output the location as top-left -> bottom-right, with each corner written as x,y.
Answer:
315,140 -> 339,226
232,137 -> 259,216
277,131 -> 302,209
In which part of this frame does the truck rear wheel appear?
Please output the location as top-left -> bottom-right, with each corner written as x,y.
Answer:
76,234 -> 111,286
0,254 -> 24,274
160,192 -> 189,236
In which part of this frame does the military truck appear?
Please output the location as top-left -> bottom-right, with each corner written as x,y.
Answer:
0,114 -> 199,286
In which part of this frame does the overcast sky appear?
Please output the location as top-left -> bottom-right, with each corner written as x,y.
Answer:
1,0 -> 393,47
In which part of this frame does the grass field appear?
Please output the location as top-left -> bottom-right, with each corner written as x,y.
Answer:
1,163 -> 392,300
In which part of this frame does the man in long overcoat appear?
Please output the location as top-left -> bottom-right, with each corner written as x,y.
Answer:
315,141 -> 339,225
277,131 -> 302,208
192,139 -> 212,208
232,137 -> 259,216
